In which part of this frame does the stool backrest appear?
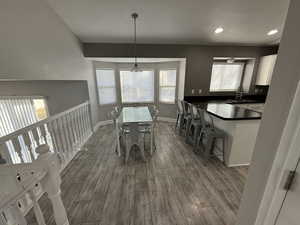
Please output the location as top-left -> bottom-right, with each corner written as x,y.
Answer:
190,104 -> 200,120
197,108 -> 214,129
182,101 -> 190,116
177,100 -> 183,114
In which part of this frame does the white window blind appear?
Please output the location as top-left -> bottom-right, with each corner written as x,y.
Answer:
209,62 -> 244,92
159,69 -> 177,103
96,69 -> 117,105
120,70 -> 154,103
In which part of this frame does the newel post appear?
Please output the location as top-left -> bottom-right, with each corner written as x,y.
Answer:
35,144 -> 69,225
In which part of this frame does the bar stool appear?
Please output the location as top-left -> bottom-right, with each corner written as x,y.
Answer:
180,101 -> 192,136
196,109 -> 227,163
175,100 -> 184,131
185,104 -> 202,147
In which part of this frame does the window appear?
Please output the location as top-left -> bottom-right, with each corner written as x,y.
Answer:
120,70 -> 154,103
209,62 -> 244,92
96,69 -> 117,105
0,97 -> 48,137
159,69 -> 177,103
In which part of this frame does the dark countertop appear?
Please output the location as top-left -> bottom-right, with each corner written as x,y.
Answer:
204,103 -> 262,120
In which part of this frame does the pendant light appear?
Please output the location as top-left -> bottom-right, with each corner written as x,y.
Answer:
131,13 -> 142,72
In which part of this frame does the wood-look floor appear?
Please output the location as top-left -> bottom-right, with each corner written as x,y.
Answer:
26,122 -> 248,225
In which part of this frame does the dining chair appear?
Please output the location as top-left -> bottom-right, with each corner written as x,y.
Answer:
109,109 -> 124,156
180,101 -> 192,136
124,123 -> 146,163
196,109 -> 227,163
185,104 -> 202,147
139,106 -> 159,154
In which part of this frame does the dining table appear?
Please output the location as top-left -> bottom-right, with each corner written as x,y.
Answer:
116,106 -> 154,156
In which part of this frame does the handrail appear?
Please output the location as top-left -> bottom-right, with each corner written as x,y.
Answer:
0,101 -> 89,143
0,100 -> 93,165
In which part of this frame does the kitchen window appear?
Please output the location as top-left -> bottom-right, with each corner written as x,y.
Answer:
159,69 -> 177,103
96,69 -> 117,105
209,62 -> 244,92
120,70 -> 154,103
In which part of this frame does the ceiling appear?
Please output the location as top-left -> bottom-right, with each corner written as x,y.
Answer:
45,0 -> 290,45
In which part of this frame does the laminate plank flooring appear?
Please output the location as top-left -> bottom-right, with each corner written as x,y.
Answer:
26,122 -> 248,225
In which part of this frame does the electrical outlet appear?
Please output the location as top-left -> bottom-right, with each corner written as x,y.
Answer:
198,89 -> 202,94
191,89 -> 195,94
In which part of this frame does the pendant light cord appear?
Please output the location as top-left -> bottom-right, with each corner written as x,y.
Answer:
132,13 -> 138,66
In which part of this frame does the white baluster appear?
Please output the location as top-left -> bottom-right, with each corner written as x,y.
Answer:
0,142 -> 12,164
9,202 -> 27,225
39,125 -> 47,145
79,107 -> 85,143
52,120 -> 65,164
75,109 -> 83,145
31,128 -> 40,146
67,113 -> 77,149
0,211 -> 7,225
22,132 -> 35,161
36,144 -> 69,225
12,137 -> 24,163
61,116 -> 72,157
57,118 -> 69,160
72,111 -> 80,146
28,190 -> 46,225
47,122 -> 58,152
65,114 -> 75,153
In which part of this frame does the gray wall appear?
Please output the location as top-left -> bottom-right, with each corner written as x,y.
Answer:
84,44 -> 278,96
237,0 -> 300,225
0,81 -> 89,115
0,0 -> 98,126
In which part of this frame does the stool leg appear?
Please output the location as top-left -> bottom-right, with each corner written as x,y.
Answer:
222,137 -> 226,165
185,119 -> 191,140
204,135 -> 214,159
125,137 -> 131,163
175,113 -> 179,129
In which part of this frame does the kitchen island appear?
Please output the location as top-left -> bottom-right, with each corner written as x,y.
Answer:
206,103 -> 262,167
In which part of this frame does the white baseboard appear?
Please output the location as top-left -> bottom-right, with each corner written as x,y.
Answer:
93,120 -> 113,131
227,163 -> 250,167
158,117 -> 177,123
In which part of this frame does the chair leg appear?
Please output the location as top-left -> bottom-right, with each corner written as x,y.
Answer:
125,138 -> 131,163
175,113 -> 180,129
185,119 -> 191,140
222,137 -> 226,165
204,135 -> 214,159
193,126 -> 200,148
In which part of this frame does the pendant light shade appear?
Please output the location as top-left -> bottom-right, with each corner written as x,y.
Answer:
131,13 -> 142,72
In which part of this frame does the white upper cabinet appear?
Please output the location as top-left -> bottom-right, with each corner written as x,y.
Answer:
256,54 -> 277,85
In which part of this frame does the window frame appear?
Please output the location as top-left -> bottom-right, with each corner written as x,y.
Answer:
95,68 -> 117,105
158,68 -> 177,104
119,69 -> 155,104
209,61 -> 245,92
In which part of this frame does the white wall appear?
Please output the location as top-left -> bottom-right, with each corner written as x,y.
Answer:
236,0 -> 300,225
0,0 -> 98,125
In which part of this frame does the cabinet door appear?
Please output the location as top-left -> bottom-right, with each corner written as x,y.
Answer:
256,54 -> 277,85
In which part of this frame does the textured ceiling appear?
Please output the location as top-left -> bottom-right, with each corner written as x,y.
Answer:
46,0 -> 290,45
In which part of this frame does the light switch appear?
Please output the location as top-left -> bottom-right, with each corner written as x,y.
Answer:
198,89 -> 202,94
191,89 -> 195,94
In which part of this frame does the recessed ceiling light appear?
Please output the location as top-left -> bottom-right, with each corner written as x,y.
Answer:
267,29 -> 278,36
214,27 -> 224,34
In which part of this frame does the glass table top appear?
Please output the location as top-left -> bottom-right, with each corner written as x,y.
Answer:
118,106 -> 153,123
